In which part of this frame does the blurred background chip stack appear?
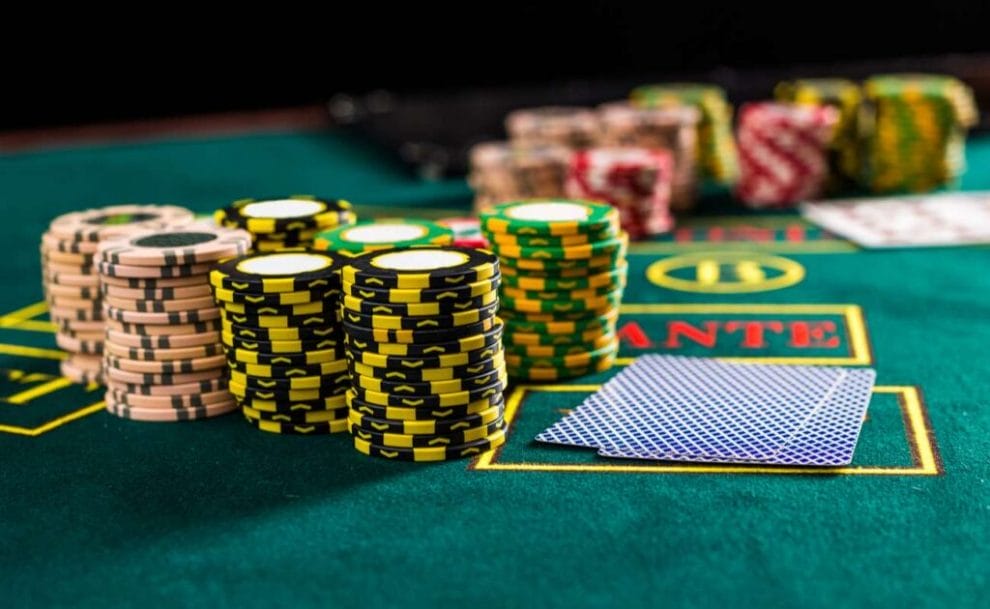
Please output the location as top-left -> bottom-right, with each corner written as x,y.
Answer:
861,74 -> 979,193
210,250 -> 350,434
775,78 -> 864,191
505,106 -> 601,149
340,246 -> 507,461
566,147 -> 675,238
735,102 -> 839,208
42,204 -> 194,384
630,83 -> 739,187
481,200 -> 625,381
468,142 -> 571,212
597,102 -> 700,211
98,226 -> 251,421
214,196 -> 357,252
314,218 -> 453,256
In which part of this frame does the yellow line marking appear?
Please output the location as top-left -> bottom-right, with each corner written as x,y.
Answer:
0,399 -> 105,437
3,319 -> 57,333
5,377 -> 74,404
475,385 -> 935,476
0,343 -> 67,361
0,301 -> 49,326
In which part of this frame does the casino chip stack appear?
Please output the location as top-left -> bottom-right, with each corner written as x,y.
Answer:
209,251 -> 350,434
861,74 -> 979,193
468,142 -> 570,212
566,147 -> 675,239
735,102 -> 839,208
314,218 -> 453,256
436,217 -> 489,249
42,204 -> 194,384
630,83 -> 739,185
505,107 -> 600,149
480,200 -> 626,381
340,246 -> 508,461
775,78 -> 863,191
97,226 -> 251,421
214,196 -> 357,252
597,102 -> 700,211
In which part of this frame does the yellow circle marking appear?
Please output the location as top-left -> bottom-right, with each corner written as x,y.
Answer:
646,252 -> 805,294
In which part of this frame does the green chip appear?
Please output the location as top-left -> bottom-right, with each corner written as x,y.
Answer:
480,199 -> 619,236
314,218 -> 454,255
499,288 -> 623,314
500,264 -> 628,291
491,233 -> 627,261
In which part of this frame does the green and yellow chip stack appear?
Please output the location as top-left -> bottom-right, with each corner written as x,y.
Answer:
480,199 -> 626,381
630,83 -> 738,184
313,218 -> 453,257
340,246 -> 508,461
861,74 -> 979,193
775,78 -> 863,190
215,195 -> 357,252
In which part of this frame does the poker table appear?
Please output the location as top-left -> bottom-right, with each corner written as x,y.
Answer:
1,115 -> 988,608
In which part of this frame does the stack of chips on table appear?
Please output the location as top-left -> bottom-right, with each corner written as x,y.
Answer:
775,78 -> 864,192
42,205 -> 194,384
314,218 -> 453,256
565,147 -> 675,239
596,102 -> 700,212
861,74 -> 979,193
214,196 -> 357,252
480,200 -> 626,381
630,83 -> 739,185
209,251 -> 350,434
98,226 -> 251,421
468,141 -> 570,212
505,107 -> 600,149
734,102 -> 839,208
340,246 -> 508,461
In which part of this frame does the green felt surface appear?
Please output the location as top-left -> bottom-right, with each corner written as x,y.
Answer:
1,128 -> 988,609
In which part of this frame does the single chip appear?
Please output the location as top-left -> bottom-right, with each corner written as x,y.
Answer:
103,294 -> 217,313
348,404 -> 503,435
104,365 -> 226,386
60,358 -> 103,385
211,285 -> 337,306
49,306 -> 103,322
241,404 -> 348,424
480,199 -> 619,236
504,333 -> 615,357
43,271 -> 101,287
43,258 -> 95,275
349,372 -> 506,408
42,248 -> 96,266
103,341 -> 222,362
340,290 -> 497,317
497,248 -> 625,272
45,283 -> 100,299
351,417 -> 503,448
97,260 -> 215,279
229,369 -> 350,391
352,363 -> 505,396
353,425 -> 506,461
504,323 -> 615,347
221,332 -> 344,354
242,415 -> 348,435
53,318 -> 105,334
504,338 -> 619,369
341,315 -> 498,345
229,380 -> 348,403
344,321 -> 503,360
105,377 -> 228,396
100,274 -> 212,289
314,218 -> 454,254
501,309 -> 619,336
346,391 -> 503,421
498,305 -> 619,324
501,282 -> 624,301
104,305 -> 220,325
104,353 -> 227,374
488,226 -> 620,247
239,393 -> 347,413
98,227 -> 252,266
346,343 -> 502,370
105,318 -> 222,336
219,309 -> 336,330
106,399 -> 238,422
341,246 -> 499,289
54,333 -> 103,354
506,350 -> 617,381
215,196 -> 354,234
102,282 -> 213,300
108,388 -> 233,409
42,231 -> 100,254
221,320 -> 340,342
218,298 -> 336,318
499,262 -> 620,279
210,251 -> 342,293
492,233 -> 627,261
226,357 -> 348,379
226,347 -> 343,366
500,289 -> 623,315
341,275 -> 500,303
347,354 -> 505,383
48,205 -> 194,243
105,329 -> 221,350
339,301 -> 497,331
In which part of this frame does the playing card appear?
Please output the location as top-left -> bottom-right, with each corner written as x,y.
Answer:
536,355 -> 876,465
801,192 -> 990,248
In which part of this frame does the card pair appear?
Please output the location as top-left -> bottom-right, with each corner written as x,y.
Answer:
536,355 -> 876,466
